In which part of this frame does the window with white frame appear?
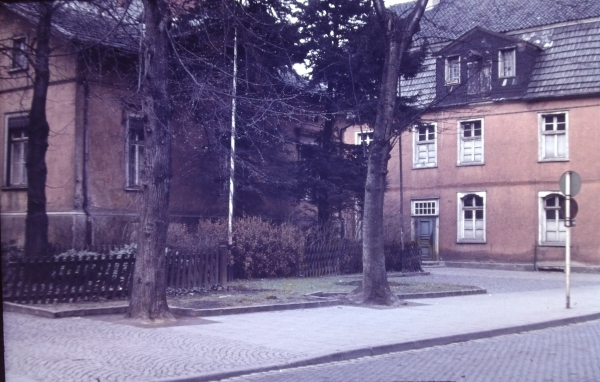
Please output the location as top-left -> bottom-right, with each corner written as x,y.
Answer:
539,192 -> 566,245
355,130 -> 374,145
413,123 -> 437,168
457,192 -> 486,242
539,112 -> 568,161
445,56 -> 460,84
499,48 -> 515,78
11,37 -> 27,70
458,119 -> 483,165
412,199 -> 438,216
5,115 -> 29,187
126,116 -> 144,188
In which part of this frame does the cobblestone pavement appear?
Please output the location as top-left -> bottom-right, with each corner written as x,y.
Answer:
3,313 -> 308,382
3,268 -> 600,382
224,319 -> 600,382
409,267 -> 600,294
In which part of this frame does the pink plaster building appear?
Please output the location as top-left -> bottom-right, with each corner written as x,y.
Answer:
384,0 -> 600,268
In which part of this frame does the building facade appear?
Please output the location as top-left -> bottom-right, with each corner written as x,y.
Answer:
0,4 -> 226,247
385,0 -> 600,267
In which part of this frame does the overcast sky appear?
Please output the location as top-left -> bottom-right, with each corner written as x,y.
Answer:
385,0 -> 413,5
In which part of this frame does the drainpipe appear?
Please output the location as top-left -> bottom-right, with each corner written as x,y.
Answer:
82,76 -> 92,245
398,133 -> 404,250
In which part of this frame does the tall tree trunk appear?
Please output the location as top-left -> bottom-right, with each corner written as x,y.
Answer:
353,0 -> 428,304
127,0 -> 173,320
25,3 -> 53,258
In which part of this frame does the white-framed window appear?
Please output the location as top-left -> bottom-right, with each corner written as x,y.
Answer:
10,37 -> 27,70
498,48 -> 515,78
539,112 -> 568,161
126,115 -> 144,189
355,130 -> 374,145
539,192 -> 566,246
457,191 -> 486,243
4,114 -> 29,187
445,56 -> 460,85
411,199 -> 439,216
413,123 -> 437,168
458,119 -> 483,165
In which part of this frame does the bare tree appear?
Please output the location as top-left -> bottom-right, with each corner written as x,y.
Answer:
126,0 -> 174,320
351,0 -> 429,305
24,2 -> 55,258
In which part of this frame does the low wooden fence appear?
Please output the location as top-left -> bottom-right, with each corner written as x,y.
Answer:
2,253 -> 135,304
299,240 -> 423,278
2,246 -> 228,304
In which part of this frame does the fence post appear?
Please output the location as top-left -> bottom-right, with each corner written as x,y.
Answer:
219,243 -> 228,287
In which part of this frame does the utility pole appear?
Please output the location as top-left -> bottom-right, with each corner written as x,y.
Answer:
228,28 -> 237,247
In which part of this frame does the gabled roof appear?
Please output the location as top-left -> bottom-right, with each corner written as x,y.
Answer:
524,20 -> 600,98
3,2 -> 141,52
393,0 -> 600,45
399,1 -> 600,105
437,26 -> 540,56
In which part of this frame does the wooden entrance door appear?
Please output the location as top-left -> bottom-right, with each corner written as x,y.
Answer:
416,217 -> 436,261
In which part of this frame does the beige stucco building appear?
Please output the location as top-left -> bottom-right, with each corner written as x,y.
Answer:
1,4 -> 226,247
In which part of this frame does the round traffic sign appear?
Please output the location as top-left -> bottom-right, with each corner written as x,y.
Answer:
559,171 -> 581,196
560,198 -> 578,219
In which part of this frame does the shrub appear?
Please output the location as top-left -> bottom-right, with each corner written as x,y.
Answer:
231,217 -> 305,279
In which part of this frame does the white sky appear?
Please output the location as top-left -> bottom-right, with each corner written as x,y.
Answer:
385,0 -> 414,5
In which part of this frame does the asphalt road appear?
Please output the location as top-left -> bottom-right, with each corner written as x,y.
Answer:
222,319 -> 600,382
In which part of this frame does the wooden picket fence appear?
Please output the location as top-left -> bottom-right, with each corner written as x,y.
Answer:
300,240 -> 362,277
2,253 -> 135,304
299,240 -> 423,278
165,247 -> 228,291
2,246 -> 228,304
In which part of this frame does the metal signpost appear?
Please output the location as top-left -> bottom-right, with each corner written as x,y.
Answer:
559,171 -> 581,309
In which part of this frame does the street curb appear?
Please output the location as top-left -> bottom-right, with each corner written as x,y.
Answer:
157,312 -> 600,382
169,300 -> 344,317
307,287 -> 486,299
2,302 -> 129,318
2,288 -> 485,318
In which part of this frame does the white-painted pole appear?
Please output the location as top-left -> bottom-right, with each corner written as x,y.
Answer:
228,28 -> 237,247
565,171 -> 571,309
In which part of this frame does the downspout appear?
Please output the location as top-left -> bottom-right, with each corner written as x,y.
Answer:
398,133 -> 404,250
82,76 -> 92,245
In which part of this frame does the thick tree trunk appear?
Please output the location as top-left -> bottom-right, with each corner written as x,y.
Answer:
25,3 -> 53,258
127,0 -> 173,321
352,0 -> 428,304
317,112 -> 335,228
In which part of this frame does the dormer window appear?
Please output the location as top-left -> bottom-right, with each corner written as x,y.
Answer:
499,48 -> 515,78
445,56 -> 460,85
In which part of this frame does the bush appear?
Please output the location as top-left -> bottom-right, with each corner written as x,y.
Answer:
168,217 -> 305,279
231,217 -> 305,279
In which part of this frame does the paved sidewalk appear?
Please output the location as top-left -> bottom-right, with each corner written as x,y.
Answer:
3,268 -> 600,382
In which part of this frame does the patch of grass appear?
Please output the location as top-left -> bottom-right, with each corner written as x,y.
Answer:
167,272 -> 480,309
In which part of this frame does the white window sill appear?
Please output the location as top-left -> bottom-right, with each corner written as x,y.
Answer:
7,67 -> 27,74
445,81 -> 460,86
457,162 -> 484,167
538,158 -> 569,163
1,186 -> 28,191
412,164 -> 438,170
457,240 -> 486,244
124,187 -> 142,192
538,242 -> 565,247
